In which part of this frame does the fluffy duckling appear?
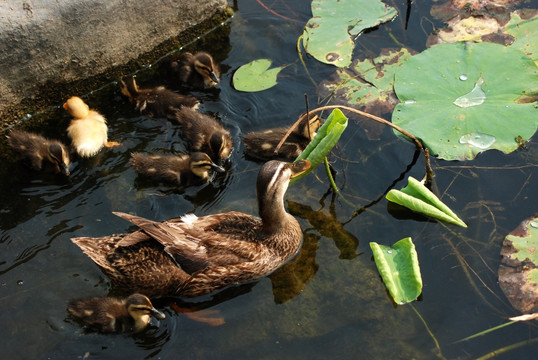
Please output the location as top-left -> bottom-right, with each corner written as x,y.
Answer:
7,130 -> 71,175
67,293 -> 165,333
243,115 -> 321,159
130,152 -> 225,186
120,76 -> 199,118
70,159 -> 311,298
63,96 -> 119,157
173,107 -> 233,163
170,51 -> 220,88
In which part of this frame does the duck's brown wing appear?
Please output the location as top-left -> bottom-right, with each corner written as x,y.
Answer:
112,211 -> 262,272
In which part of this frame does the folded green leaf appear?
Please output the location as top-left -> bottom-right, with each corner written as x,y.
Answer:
370,237 -> 422,304
386,177 -> 467,227
291,108 -> 348,184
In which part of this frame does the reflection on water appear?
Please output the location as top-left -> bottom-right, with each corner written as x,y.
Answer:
1,0 -> 538,359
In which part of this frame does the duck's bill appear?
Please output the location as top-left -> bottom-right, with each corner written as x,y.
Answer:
61,164 -> 70,176
150,308 -> 166,320
289,160 -> 311,178
210,163 -> 226,173
210,71 -> 220,84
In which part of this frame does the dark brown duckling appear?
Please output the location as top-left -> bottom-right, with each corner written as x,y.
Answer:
67,293 -> 166,333
170,51 -> 220,89
7,130 -> 71,176
70,159 -> 311,298
130,151 -> 225,186
243,115 -> 321,160
120,76 -> 199,118
173,107 -> 233,163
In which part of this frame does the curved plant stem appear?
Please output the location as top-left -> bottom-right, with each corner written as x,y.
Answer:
324,157 -> 355,208
411,304 -> 446,360
296,35 -> 318,88
255,0 -> 303,23
475,337 -> 538,360
455,320 -> 516,343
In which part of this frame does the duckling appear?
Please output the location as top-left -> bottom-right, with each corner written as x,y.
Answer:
173,106 -> 233,163
71,159 -> 311,298
120,76 -> 199,118
170,51 -> 220,88
130,152 -> 225,186
63,96 -> 119,157
67,293 -> 165,333
243,115 -> 321,160
7,130 -> 71,176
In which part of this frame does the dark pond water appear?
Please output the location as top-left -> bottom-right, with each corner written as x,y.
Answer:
1,0 -> 537,359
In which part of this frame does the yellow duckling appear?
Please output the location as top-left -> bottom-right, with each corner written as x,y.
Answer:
7,130 -> 71,176
243,115 -> 321,160
67,293 -> 165,333
173,107 -> 233,163
170,51 -> 220,88
71,160 -> 310,298
63,96 -> 119,157
120,76 -> 199,118
130,152 -> 225,186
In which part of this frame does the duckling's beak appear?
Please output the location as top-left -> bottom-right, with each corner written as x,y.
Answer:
210,71 -> 220,84
62,102 -> 68,110
61,164 -> 70,176
150,307 -> 166,320
289,160 -> 311,179
210,163 -> 226,173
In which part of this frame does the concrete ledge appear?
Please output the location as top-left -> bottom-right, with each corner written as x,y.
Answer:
0,0 -> 229,124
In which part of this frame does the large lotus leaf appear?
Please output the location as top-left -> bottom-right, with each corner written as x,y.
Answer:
370,237 -> 422,305
318,48 -> 413,115
291,108 -> 348,184
233,59 -> 285,92
504,11 -> 538,62
392,42 -> 538,160
499,214 -> 538,313
302,0 -> 397,68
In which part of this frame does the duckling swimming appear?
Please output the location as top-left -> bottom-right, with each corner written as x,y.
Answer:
63,96 -> 119,157
7,130 -> 71,176
170,51 -> 220,89
243,115 -> 321,160
67,293 -> 165,333
173,106 -> 233,163
71,159 -> 310,298
130,152 -> 225,186
120,76 -> 199,118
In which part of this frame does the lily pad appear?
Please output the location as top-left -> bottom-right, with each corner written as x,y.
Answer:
392,41 -> 538,160
499,214 -> 538,313
370,237 -> 422,305
386,176 -> 467,227
504,10 -> 538,62
291,109 -> 348,184
302,0 -> 397,67
318,48 -> 413,119
233,59 -> 285,92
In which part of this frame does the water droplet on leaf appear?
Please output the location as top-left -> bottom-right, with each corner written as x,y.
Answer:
459,75 -> 467,81
459,132 -> 496,149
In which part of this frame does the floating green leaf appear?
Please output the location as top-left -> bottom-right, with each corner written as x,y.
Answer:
302,0 -> 397,67
291,109 -> 348,184
233,59 -> 285,92
504,11 -> 538,62
392,42 -> 538,160
386,176 -> 467,227
499,214 -> 538,313
370,237 -> 422,305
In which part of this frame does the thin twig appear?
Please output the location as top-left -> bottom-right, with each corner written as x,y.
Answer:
255,0 -> 303,23
411,304 -> 447,360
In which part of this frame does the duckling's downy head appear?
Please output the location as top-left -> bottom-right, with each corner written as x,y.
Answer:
189,152 -> 225,180
63,96 -> 90,119
298,115 -> 321,140
209,131 -> 233,162
125,294 -> 166,331
193,52 -> 220,87
48,142 -> 71,176
119,76 -> 139,99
